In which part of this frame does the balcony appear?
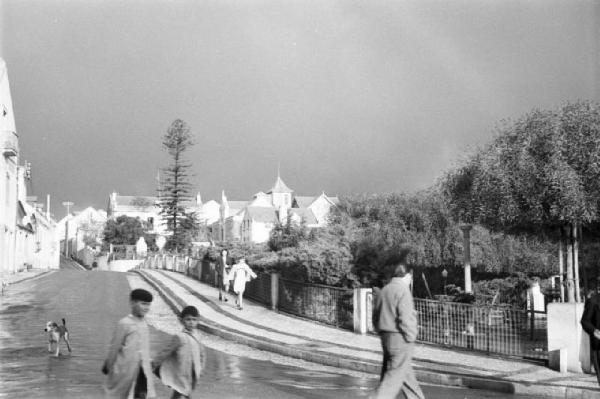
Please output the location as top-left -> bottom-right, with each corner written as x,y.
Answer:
1,130 -> 18,158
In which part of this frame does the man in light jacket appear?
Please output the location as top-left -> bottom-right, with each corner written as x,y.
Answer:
371,248 -> 424,399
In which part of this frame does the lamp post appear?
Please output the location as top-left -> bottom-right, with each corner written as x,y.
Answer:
460,224 -> 473,294
442,268 -> 448,295
62,201 -> 74,257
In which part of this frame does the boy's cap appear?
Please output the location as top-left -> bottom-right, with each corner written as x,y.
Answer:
180,305 -> 199,318
130,288 -> 153,302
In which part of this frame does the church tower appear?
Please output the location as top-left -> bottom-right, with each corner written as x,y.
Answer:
268,171 -> 293,210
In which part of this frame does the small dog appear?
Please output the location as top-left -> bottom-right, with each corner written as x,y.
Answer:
44,318 -> 72,357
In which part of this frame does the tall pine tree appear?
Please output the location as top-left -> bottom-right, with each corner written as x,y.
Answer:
159,119 -> 198,251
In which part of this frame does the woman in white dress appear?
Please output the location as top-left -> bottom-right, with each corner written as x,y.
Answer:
227,258 -> 257,310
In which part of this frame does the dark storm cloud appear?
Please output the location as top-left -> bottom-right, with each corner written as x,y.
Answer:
1,0 -> 598,217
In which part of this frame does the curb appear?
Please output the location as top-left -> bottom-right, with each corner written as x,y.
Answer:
136,270 -> 600,399
2,269 -> 55,286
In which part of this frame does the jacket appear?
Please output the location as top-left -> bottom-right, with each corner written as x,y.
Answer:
372,277 -> 418,343
155,329 -> 206,396
216,255 -> 231,278
228,261 -> 257,294
581,293 -> 600,350
103,315 -> 155,399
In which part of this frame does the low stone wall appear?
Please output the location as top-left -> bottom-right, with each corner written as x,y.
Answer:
107,259 -> 143,272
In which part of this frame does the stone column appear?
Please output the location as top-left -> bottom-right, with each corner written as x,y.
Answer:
271,273 -> 280,310
547,302 -> 589,373
353,288 -> 373,334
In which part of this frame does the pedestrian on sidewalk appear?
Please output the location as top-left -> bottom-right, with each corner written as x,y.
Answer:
227,257 -> 257,310
216,248 -> 232,302
153,305 -> 206,399
581,277 -> 600,386
102,288 -> 156,399
370,248 -> 424,399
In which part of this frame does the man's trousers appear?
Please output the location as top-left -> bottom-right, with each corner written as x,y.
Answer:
372,332 -> 424,399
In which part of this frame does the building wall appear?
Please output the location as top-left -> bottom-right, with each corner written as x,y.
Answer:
224,216 -> 242,241
251,221 -> 273,243
0,156 -> 18,275
309,196 -> 334,226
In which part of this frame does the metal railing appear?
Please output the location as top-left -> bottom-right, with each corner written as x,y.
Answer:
140,254 -> 548,361
414,298 -> 547,360
244,273 -> 272,308
278,278 -> 354,329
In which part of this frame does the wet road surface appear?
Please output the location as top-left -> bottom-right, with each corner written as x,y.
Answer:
0,270 -> 537,398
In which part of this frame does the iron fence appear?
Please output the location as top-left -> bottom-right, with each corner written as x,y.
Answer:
244,273 -> 272,308
414,298 -> 547,360
199,260 -> 219,288
278,278 -> 354,330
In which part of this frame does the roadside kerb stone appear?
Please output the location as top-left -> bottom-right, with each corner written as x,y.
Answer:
156,270 -> 589,385
155,269 -> 382,359
137,270 -> 540,396
1,269 -> 55,287
159,270 -> 553,379
139,270 -> 600,399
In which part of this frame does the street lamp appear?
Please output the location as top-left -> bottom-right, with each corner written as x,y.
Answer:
62,201 -> 74,257
442,268 -> 448,295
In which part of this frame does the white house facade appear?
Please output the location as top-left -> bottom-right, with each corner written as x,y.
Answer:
1,58 -> 59,276
209,174 -> 339,244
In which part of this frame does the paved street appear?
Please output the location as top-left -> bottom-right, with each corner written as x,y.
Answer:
0,270 -> 536,398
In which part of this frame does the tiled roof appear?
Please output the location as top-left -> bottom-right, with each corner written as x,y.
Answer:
289,207 -> 317,225
267,176 -> 293,193
245,206 -> 277,223
328,196 -> 340,205
115,196 -> 157,208
227,200 -> 248,210
293,196 -> 315,208
250,195 -> 273,207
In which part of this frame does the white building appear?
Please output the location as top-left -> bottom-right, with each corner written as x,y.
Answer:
209,174 -> 339,244
57,206 -> 107,258
0,58 -> 19,275
107,193 -> 165,234
106,192 -> 206,242
0,59 -> 60,275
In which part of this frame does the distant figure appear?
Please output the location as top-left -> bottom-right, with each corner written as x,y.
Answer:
581,277 -> 600,386
103,289 -> 155,399
370,249 -> 424,399
154,306 -> 206,399
228,257 -> 257,310
216,249 -> 232,302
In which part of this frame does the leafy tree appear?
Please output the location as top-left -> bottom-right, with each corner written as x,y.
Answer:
443,101 -> 600,301
79,218 -> 105,248
158,119 -> 197,252
102,216 -> 145,248
267,216 -> 308,251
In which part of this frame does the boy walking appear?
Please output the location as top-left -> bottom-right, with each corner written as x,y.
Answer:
103,288 -> 156,399
154,306 -> 206,399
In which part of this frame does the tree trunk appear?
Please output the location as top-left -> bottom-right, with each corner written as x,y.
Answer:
564,225 -> 576,303
558,227 -> 565,302
573,222 -> 581,302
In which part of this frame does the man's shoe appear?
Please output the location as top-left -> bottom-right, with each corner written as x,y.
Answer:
224,298 -> 228,302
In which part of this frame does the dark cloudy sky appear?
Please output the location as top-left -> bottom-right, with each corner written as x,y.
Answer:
1,0 -> 599,218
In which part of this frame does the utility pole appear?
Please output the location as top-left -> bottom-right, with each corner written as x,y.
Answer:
62,201 -> 74,257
